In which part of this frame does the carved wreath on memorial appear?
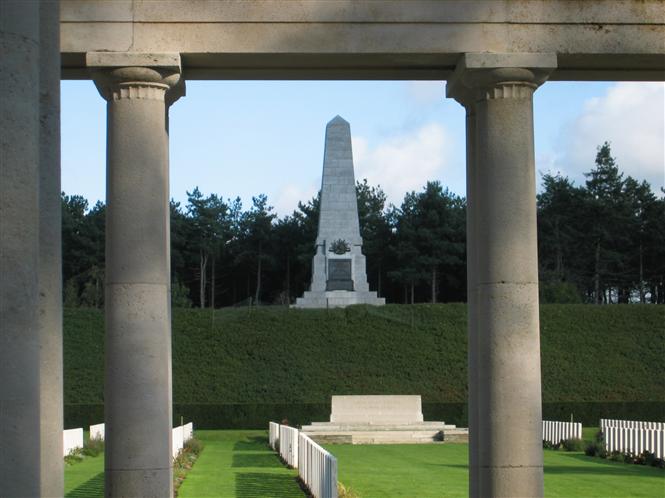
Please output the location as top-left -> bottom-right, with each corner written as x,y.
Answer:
329,238 -> 351,255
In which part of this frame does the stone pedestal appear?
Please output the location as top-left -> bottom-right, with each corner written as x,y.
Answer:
295,116 -> 384,308
301,395 -> 467,444
90,52 -> 184,498
448,53 -> 556,498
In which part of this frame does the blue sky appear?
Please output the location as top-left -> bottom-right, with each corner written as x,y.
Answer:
61,80 -> 664,215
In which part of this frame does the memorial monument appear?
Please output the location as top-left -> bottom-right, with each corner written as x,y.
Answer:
295,116 -> 385,308
301,395 -> 468,444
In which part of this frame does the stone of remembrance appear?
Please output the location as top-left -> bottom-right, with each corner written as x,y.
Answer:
301,395 -> 468,444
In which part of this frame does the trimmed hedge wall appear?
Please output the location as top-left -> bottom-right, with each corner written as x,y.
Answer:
64,304 -> 665,429
65,402 -> 665,430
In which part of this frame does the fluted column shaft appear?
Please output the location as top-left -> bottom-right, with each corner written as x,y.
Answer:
0,2 -> 42,496
91,54 -> 184,498
448,53 -> 556,498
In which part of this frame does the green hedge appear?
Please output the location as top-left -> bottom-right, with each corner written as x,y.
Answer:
65,401 -> 665,430
64,304 -> 665,428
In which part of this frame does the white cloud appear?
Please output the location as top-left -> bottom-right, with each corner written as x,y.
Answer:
406,81 -> 446,104
352,122 -> 458,206
555,82 -> 664,192
271,182 -> 318,216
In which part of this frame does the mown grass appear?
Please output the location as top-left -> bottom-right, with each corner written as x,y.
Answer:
329,443 -> 665,498
64,431 -> 665,498
64,453 -> 103,498
177,430 -> 302,498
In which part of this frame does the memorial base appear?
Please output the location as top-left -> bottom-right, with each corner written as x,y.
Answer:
293,290 -> 385,309
300,422 -> 468,445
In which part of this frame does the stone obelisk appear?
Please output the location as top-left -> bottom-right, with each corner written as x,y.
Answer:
295,116 -> 385,308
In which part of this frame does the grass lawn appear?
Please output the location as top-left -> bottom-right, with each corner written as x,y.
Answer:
64,431 -> 664,497
329,443 -> 665,498
582,427 -> 600,444
64,454 -> 103,497
64,430 -> 303,498
177,430 -> 303,498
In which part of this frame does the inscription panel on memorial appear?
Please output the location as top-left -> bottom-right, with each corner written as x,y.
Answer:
327,259 -> 353,291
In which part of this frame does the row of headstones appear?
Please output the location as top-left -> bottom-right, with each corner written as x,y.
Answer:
269,422 -> 338,498
542,420 -> 582,444
601,419 -> 664,458
63,422 -> 194,459
542,419 -> 664,459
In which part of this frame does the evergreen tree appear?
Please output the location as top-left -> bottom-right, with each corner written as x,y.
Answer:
537,174 -> 586,302
235,195 -> 276,304
583,142 -> 628,303
356,179 -> 392,297
186,188 -> 230,308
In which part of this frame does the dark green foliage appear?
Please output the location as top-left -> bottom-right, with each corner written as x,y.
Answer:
584,441 -> 608,458
561,438 -> 585,452
61,194 -> 105,308
590,448 -> 665,469
538,144 -> 665,304
389,182 -> 466,303
62,146 -> 665,308
64,305 -> 664,428
82,437 -> 104,457
542,401 -> 665,426
539,281 -> 583,304
172,403 -> 331,430
183,436 -> 204,456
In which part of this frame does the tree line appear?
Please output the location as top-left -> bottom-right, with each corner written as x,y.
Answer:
62,142 -> 664,307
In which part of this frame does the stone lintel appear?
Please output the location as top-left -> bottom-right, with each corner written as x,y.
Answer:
447,52 -> 557,105
86,52 -> 181,71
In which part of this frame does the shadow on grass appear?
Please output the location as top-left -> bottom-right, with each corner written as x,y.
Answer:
545,453 -> 665,476
65,472 -> 104,498
423,463 -> 467,469
234,436 -> 269,451
233,452 -> 283,468
235,472 -> 304,498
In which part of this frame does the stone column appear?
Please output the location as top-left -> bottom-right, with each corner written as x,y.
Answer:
89,53 -> 184,498
446,81 -> 481,497
0,2 -> 42,496
448,53 -> 556,498
39,0 -> 64,496
466,106 -> 480,498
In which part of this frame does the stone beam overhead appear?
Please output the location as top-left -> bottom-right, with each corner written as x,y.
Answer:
61,0 -> 665,81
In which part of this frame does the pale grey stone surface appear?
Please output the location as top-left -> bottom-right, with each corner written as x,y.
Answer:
0,2 -> 42,496
448,53 -> 555,498
302,395 -> 467,444
61,0 -> 665,80
92,57 -> 184,498
331,395 -> 424,424
39,1 -> 65,495
295,116 -> 384,308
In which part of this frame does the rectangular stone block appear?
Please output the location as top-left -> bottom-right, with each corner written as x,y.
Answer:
90,422 -> 105,441
330,395 -> 424,424
63,428 -> 83,456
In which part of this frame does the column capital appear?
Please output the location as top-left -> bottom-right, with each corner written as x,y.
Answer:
446,53 -> 557,107
87,52 -> 185,105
